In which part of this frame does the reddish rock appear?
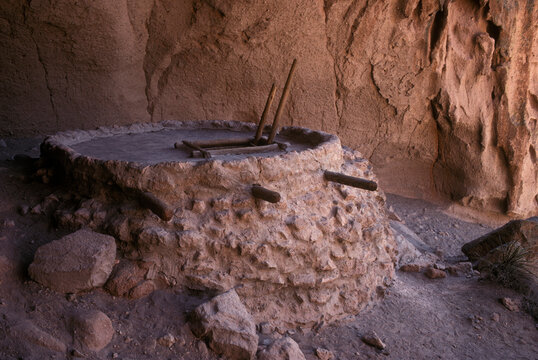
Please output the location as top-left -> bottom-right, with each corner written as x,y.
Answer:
499,297 -> 519,312
399,263 -> 422,273
73,310 -> 114,352
424,267 -> 447,279
28,229 -> 116,293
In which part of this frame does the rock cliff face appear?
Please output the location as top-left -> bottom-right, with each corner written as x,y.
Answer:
0,0 -> 536,217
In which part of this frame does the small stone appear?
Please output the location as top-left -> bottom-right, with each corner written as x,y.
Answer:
258,337 -> 306,360
491,312 -> 500,322
157,333 -> 176,348
66,293 -> 76,302
399,263 -> 422,272
361,331 -> 386,350
424,267 -> 447,279
500,297 -> 519,312
258,321 -> 274,335
73,310 -> 114,352
0,139 -> 6,148
315,347 -> 334,360
112,352 -> 119,358
18,205 -> 30,216
30,204 -> 43,215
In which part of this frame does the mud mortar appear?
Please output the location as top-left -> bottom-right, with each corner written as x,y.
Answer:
41,120 -> 396,329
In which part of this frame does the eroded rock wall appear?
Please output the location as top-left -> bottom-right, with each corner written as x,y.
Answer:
1,0 -> 536,217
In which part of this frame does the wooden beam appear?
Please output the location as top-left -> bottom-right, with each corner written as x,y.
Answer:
139,192 -> 174,221
324,170 -> 378,191
251,185 -> 281,203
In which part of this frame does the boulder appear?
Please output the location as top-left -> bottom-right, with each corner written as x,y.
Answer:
73,310 -> 114,352
257,337 -> 306,360
190,289 -> 258,360
462,218 -> 538,261
28,229 -> 116,293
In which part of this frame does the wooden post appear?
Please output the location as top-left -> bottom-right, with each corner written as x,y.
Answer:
251,185 -> 281,203
255,84 -> 277,144
324,170 -> 378,191
139,192 -> 174,221
267,59 -> 298,144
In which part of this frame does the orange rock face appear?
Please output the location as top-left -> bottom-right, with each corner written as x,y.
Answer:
0,0 -> 536,217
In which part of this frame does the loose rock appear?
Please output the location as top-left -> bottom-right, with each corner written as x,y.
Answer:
499,297 -> 519,312
315,347 -> 334,360
28,229 -> 116,293
190,289 -> 258,360
424,267 -> 447,279
73,310 -> 114,352
157,333 -> 176,348
399,263 -> 422,273
258,336 -> 306,360
361,331 -> 386,350
447,262 -> 473,276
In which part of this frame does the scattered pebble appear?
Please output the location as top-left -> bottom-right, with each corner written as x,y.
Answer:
315,347 -> 334,360
424,267 -> 447,279
361,331 -> 386,350
500,297 -> 519,312
491,312 -> 500,322
157,333 -> 176,348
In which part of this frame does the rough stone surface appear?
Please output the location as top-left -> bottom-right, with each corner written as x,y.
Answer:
28,229 -> 116,293
257,337 -> 306,360
1,0 -> 536,218
190,289 -> 258,360
42,120 -> 396,329
73,310 -> 114,352
10,321 -> 66,353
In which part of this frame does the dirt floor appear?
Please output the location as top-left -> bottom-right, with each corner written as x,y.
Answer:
0,138 -> 536,360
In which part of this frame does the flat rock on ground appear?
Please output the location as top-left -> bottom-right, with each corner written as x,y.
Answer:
28,229 -> 116,293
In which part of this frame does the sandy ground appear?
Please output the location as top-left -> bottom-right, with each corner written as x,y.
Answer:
0,138 -> 536,360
